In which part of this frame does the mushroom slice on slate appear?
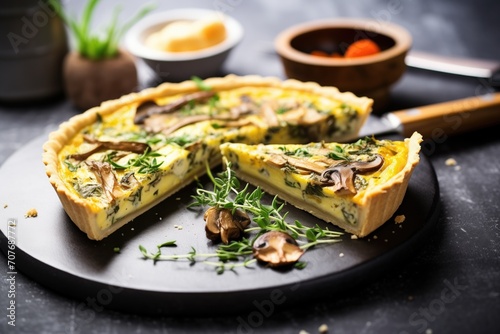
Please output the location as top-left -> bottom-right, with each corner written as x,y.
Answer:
204,207 -> 251,244
252,231 -> 304,267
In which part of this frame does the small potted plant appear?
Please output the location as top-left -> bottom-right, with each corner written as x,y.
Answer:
50,0 -> 154,110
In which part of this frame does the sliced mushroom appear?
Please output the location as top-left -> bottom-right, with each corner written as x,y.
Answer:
277,106 -> 306,123
320,154 -> 384,195
204,207 -> 251,244
278,106 -> 329,127
285,156 -> 326,174
265,154 -> 325,175
120,172 -> 139,189
160,114 -> 212,136
216,118 -> 257,128
85,161 -> 122,203
134,100 -> 163,124
143,95 -> 259,134
134,91 -> 216,124
260,102 -> 280,127
69,135 -> 150,161
229,95 -> 258,118
265,154 -> 288,168
204,207 -> 221,241
252,231 -> 304,267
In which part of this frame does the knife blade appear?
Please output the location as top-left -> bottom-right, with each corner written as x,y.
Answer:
359,92 -> 500,138
406,51 -> 500,87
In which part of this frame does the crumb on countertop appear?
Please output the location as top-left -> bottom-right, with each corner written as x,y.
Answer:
394,215 -> 406,224
339,252 -> 344,257
445,158 -> 457,166
318,323 -> 329,333
3,204 -> 7,209
25,208 -> 38,218
350,234 -> 358,240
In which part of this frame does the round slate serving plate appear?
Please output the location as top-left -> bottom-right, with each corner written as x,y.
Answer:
0,133 -> 439,316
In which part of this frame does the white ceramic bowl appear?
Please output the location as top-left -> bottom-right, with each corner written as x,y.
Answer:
125,8 -> 244,82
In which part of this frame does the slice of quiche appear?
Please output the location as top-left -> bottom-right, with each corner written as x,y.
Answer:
220,132 -> 422,237
43,75 -> 372,240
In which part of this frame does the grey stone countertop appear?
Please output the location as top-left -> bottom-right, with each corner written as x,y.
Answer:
1,0 -> 499,333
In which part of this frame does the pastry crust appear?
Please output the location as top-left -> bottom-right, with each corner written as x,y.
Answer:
220,132 -> 422,237
42,74 -> 372,240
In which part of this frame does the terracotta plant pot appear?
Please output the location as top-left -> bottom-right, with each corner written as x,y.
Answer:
63,49 -> 137,110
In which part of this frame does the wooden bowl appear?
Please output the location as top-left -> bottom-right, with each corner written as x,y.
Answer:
275,18 -> 412,110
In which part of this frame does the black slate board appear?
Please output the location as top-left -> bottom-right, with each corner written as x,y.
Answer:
0,134 -> 439,316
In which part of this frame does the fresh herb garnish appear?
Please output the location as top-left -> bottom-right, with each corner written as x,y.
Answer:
191,76 -> 212,91
282,147 -> 312,157
326,145 -> 350,161
139,164 -> 342,274
74,182 -> 102,198
64,160 -> 80,172
190,76 -> 220,114
106,149 -> 163,174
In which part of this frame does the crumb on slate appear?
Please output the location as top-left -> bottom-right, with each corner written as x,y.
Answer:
394,215 -> 406,224
25,208 -> 38,218
319,323 -> 329,333
445,158 -> 457,166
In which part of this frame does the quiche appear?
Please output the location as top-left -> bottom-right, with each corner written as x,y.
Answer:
43,75 -> 372,240
220,132 -> 422,237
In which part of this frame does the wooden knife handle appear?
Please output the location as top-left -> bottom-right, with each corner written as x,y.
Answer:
388,92 -> 500,138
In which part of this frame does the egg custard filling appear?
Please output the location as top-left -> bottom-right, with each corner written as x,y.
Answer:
220,132 -> 422,237
43,75 -> 372,240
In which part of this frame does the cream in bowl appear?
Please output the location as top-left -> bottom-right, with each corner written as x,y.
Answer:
125,8 -> 243,82
145,15 -> 227,53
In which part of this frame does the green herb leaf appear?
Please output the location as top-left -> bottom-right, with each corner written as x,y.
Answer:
191,76 -> 212,91
49,0 -> 154,60
158,240 -> 177,248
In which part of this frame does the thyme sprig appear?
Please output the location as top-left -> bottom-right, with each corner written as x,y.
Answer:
139,163 -> 343,274
106,149 -> 163,174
